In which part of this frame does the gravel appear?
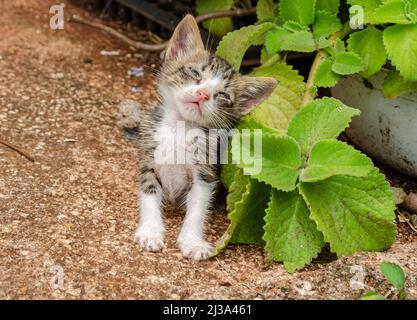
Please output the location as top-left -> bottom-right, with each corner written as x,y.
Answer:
0,0 -> 416,300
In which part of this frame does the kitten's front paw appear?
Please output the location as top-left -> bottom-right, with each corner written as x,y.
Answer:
134,228 -> 165,252
177,238 -> 215,261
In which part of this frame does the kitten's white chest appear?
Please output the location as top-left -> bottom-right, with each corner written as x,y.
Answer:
153,119 -> 193,199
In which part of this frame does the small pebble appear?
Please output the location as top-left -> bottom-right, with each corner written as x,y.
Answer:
100,50 -> 120,56
131,86 -> 141,93
50,72 -> 64,80
127,67 -> 144,77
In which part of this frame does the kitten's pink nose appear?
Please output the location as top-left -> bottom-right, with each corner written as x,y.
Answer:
196,89 -> 209,102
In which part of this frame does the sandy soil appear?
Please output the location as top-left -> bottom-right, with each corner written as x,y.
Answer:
0,0 -> 416,300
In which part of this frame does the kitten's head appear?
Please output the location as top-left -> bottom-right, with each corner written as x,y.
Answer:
158,15 -> 277,128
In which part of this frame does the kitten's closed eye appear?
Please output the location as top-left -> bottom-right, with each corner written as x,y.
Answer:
216,91 -> 230,100
188,67 -> 201,80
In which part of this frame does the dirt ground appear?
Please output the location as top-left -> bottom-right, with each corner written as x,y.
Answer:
0,0 -> 416,300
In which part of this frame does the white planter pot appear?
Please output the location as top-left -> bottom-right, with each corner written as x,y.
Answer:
331,70 -> 417,178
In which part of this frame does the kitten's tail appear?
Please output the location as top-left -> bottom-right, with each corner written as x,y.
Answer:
115,99 -> 142,145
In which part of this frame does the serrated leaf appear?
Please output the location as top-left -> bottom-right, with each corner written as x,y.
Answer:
334,38 -> 346,53
314,58 -> 340,87
361,292 -> 387,300
299,169 -> 397,256
383,24 -> 417,81
282,30 -> 317,52
220,118 -> 283,189
236,132 -> 302,191
247,59 -> 305,131
279,0 -> 316,26
383,70 -> 417,99
257,0 -> 279,23
260,47 -> 276,65
215,169 -> 271,252
266,28 -> 316,53
380,262 -> 406,290
368,0 -> 417,24
283,21 -> 309,32
288,97 -> 360,155
221,162 -> 237,190
196,0 -> 234,37
332,52 -> 366,75
263,189 -> 324,272
316,0 -> 340,14
313,10 -> 342,39
265,27 -> 291,53
347,26 -> 386,78
301,140 -> 374,182
237,117 -> 286,135
216,23 -> 275,70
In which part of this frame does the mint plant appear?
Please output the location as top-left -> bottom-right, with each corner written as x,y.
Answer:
215,96 -> 396,272
202,0 -> 400,272
361,261 -> 407,300
199,0 -> 417,98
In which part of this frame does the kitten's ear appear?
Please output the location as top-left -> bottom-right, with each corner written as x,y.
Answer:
165,14 -> 205,60
235,77 -> 278,115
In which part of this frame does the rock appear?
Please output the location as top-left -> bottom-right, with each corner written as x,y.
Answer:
127,67 -> 144,77
100,50 -> 120,56
50,72 -> 64,80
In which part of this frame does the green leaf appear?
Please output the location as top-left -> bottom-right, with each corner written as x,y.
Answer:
260,47 -> 277,65
220,118 -> 283,189
281,30 -> 316,52
332,52 -> 366,75
283,21 -> 309,32
316,0 -> 340,14
300,140 -> 374,182
334,38 -> 346,54
314,58 -> 340,88
361,292 -> 387,300
266,27 -> 316,53
287,97 -> 360,155
380,262 -> 406,290
383,70 -> 417,99
216,23 -> 275,70
215,169 -> 271,252
196,0 -> 234,37
279,0 -> 316,26
220,162 -> 238,190
383,24 -> 417,81
257,0 -> 279,23
347,26 -> 386,78
265,27 -> 291,53
299,169 -> 397,256
263,189 -> 324,272
236,132 -> 302,191
369,0 -> 417,24
247,59 -> 305,131
313,10 -> 342,39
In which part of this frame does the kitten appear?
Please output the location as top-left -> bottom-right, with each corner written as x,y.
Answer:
117,15 -> 277,260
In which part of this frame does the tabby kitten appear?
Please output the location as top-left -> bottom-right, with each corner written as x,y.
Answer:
118,15 -> 277,260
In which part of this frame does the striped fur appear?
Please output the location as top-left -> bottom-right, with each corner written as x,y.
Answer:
117,15 -> 277,260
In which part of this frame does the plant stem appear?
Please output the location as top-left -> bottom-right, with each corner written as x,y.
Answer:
302,23 -> 353,105
302,50 -> 326,105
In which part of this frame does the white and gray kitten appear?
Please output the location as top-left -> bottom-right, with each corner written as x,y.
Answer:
117,15 -> 277,260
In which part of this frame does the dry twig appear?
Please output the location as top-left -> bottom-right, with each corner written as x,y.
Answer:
0,139 -> 35,162
69,7 -> 256,52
